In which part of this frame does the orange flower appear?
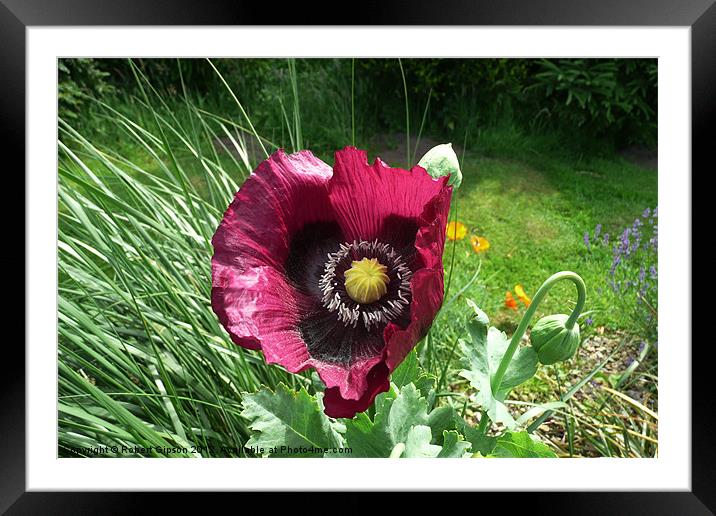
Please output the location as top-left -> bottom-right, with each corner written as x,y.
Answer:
514,284 -> 531,307
470,235 -> 490,253
446,221 -> 468,241
504,291 -> 518,311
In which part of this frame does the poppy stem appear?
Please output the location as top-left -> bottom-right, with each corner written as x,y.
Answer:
398,58 -> 410,166
490,271 -> 586,395
351,58 -> 356,146
477,410 -> 489,433
444,191 -> 459,301
389,442 -> 406,459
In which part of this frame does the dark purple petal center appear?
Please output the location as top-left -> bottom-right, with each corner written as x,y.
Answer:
284,221 -> 344,299
319,240 -> 412,330
289,234 -> 415,366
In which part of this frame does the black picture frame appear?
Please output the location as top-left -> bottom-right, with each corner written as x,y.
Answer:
3,0 -> 711,512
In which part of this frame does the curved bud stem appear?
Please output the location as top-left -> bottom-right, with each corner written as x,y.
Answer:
564,274 -> 587,330
490,271 -> 587,395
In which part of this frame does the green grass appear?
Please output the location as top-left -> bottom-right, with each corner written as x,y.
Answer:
438,151 -> 656,332
58,59 -> 657,458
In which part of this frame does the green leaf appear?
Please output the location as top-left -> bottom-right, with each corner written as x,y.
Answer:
488,431 -> 557,458
456,419 -> 497,456
373,383 -> 399,417
438,430 -> 472,458
343,382 -> 467,458
241,383 -> 344,457
403,426 -> 442,458
427,405 -> 458,439
391,349 -> 421,388
383,383 -> 431,445
414,372 -> 439,406
458,301 -> 538,429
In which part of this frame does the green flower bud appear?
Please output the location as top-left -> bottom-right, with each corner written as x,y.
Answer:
530,314 -> 581,365
418,143 -> 462,188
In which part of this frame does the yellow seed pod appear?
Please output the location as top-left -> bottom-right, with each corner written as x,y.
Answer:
344,258 -> 390,304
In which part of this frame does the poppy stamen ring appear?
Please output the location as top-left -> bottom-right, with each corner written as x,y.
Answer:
319,240 -> 412,330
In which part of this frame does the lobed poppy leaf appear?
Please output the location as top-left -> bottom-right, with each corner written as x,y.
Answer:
459,422 -> 498,456
391,349 -> 421,388
342,382 -> 467,458
458,300 -> 538,430
437,430 -> 473,458
241,383 -> 344,457
402,425 -> 443,458
413,372 -> 439,401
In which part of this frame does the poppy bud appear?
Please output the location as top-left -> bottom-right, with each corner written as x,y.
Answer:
418,143 -> 462,188
530,314 -> 581,365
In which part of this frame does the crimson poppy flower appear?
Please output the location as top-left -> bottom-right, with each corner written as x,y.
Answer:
211,147 -> 452,418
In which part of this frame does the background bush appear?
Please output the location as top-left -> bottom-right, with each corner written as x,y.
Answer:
58,58 -> 116,119
59,58 -> 658,150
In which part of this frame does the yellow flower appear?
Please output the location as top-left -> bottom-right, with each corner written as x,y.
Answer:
504,291 -> 518,311
446,221 -> 468,241
514,284 -> 531,307
470,235 -> 490,253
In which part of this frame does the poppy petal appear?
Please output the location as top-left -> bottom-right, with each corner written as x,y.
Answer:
213,260 -> 386,400
314,354 -> 387,406
505,291 -> 518,310
211,149 -> 333,273
515,284 -> 532,306
383,186 -> 451,371
211,264 -> 309,358
322,362 -> 390,418
470,235 -> 490,253
212,149 -> 334,351
329,147 -> 449,247
314,170 -> 452,416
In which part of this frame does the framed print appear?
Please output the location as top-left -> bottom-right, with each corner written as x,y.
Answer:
4,0 -> 712,512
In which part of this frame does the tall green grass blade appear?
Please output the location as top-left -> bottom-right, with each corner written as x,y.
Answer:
398,58 -> 410,165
